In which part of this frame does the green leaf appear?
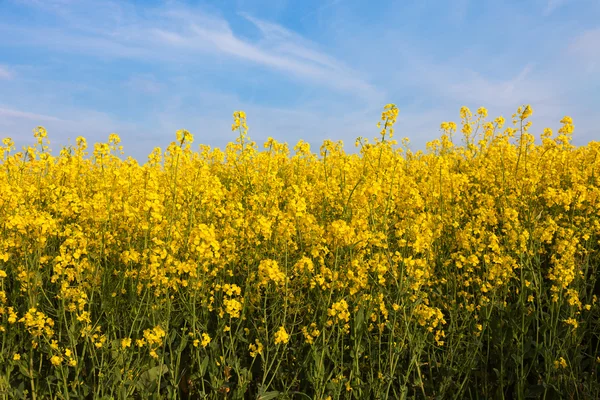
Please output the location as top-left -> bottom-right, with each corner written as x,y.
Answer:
168,328 -> 177,345
137,364 -> 168,392
355,306 -> 365,332
258,390 -> 280,400
200,355 -> 209,376
525,384 -> 546,397
18,363 -> 32,379
148,364 -> 168,381
178,332 -> 189,351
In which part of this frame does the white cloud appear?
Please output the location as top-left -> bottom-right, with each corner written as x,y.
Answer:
125,74 -> 162,94
298,0 -> 344,24
241,13 -> 342,70
450,0 -> 470,24
7,0 -> 379,99
444,63 -> 554,108
0,107 -> 64,122
152,11 -> 379,98
0,66 -> 12,79
0,105 -> 144,158
543,0 -> 568,16
395,52 -> 555,112
4,0 -> 598,155
569,28 -> 600,73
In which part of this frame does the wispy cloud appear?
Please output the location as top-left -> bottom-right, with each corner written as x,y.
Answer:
125,74 -> 162,94
2,0 -> 598,160
543,0 -> 568,16
450,0 -> 470,24
6,0 -> 379,99
0,105 -> 145,157
299,0 -> 344,24
569,28 -> 600,73
445,63 -> 552,108
394,50 -> 553,111
0,107 -> 64,122
0,65 -> 12,79
153,10 -> 379,98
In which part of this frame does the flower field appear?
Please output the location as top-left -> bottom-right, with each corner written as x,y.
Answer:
0,105 -> 599,399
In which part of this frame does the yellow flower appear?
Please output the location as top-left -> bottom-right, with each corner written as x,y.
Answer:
201,333 -> 211,348
460,106 -> 472,119
19,308 -> 54,337
7,307 -> 17,324
521,105 -> 533,120
249,339 -> 263,357
121,338 -> 132,348
50,355 -> 63,366
554,357 -> 567,369
176,129 -> 194,145
94,336 -> 106,348
143,326 -> 166,347
223,298 -> 243,318
258,259 -> 286,286
13,353 -> 21,361
274,326 -> 289,345
328,299 -> 350,323
563,317 -> 578,330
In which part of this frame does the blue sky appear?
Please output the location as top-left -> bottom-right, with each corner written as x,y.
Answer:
0,0 -> 599,162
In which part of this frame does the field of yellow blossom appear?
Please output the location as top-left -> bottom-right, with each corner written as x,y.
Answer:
0,105 -> 599,399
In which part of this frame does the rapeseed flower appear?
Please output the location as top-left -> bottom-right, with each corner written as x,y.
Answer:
274,326 -> 289,345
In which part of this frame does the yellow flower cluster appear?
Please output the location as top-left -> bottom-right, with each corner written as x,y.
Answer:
258,259 -> 286,287
138,325 -> 166,358
0,104 -> 598,398
327,299 -> 350,323
248,339 -> 263,357
554,357 -> 568,369
49,345 -> 77,367
301,323 -> 321,345
274,326 -> 290,345
19,308 -> 54,337
193,333 -> 212,348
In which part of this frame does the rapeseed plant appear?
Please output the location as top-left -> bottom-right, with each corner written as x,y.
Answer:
0,105 -> 598,399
